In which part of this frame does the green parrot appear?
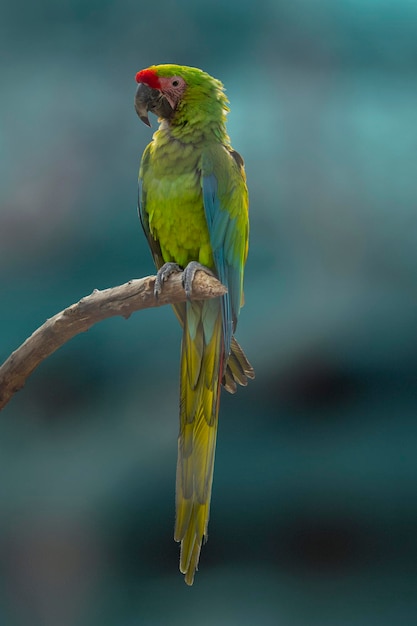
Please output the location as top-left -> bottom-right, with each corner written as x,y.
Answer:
134,64 -> 254,585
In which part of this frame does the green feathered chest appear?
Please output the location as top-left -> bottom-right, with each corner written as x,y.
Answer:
140,134 -> 214,269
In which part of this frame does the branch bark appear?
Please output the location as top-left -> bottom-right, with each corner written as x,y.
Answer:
0,271 -> 226,412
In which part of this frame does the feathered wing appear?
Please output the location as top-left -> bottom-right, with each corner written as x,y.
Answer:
174,144 -> 253,584
201,145 -> 249,356
138,144 -> 165,270
202,146 -> 254,390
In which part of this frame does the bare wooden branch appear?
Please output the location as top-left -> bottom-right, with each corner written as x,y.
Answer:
0,271 -> 226,412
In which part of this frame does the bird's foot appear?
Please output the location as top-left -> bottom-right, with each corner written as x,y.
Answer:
154,262 -> 182,297
182,261 -> 215,299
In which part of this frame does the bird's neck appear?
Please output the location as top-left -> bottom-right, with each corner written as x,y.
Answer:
160,97 -> 230,145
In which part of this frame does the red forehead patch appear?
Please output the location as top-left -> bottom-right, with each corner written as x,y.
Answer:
135,68 -> 161,89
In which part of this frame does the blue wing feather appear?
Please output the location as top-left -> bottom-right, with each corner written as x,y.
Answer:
202,172 -> 237,358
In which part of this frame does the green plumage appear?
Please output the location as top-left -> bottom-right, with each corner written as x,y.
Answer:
137,64 -> 254,584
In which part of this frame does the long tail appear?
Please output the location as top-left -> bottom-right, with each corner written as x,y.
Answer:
174,298 -> 224,585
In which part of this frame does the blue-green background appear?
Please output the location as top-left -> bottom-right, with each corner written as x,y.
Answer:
1,1 -> 416,624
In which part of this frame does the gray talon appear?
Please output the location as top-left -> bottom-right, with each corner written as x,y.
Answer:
154,262 -> 182,297
182,262 -> 215,299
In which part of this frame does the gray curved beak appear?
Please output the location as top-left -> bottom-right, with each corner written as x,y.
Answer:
134,83 -> 174,127
134,83 -> 154,126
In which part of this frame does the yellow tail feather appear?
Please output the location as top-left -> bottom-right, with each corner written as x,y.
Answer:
174,300 -> 223,585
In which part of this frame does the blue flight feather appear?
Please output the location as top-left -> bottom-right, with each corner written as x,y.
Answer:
202,173 -> 236,357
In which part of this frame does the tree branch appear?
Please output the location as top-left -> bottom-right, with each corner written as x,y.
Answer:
0,271 -> 226,412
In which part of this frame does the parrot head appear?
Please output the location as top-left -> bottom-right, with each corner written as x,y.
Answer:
134,66 -> 185,126
134,64 -> 228,127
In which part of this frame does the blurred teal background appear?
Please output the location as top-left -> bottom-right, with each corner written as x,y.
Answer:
1,0 -> 416,624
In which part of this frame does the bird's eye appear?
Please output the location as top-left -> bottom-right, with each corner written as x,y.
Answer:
172,79 -> 179,87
